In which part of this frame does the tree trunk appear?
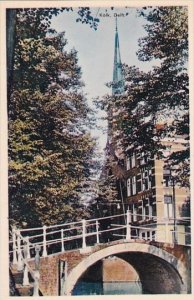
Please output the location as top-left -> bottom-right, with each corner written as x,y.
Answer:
6,9 -> 17,99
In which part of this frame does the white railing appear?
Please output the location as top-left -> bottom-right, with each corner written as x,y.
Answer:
10,228 -> 42,296
9,211 -> 190,296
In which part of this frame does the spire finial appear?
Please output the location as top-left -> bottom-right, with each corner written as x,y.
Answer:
112,15 -> 124,96
115,15 -> 118,32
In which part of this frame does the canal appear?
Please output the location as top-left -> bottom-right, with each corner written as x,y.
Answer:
71,256 -> 144,295
72,280 -> 143,295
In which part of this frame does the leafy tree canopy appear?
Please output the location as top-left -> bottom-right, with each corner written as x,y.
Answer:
9,8 -> 100,228
97,6 -> 189,188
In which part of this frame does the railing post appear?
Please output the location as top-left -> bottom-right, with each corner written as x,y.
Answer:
96,220 -> 99,244
12,226 -> 18,265
17,230 -> 24,271
82,220 -> 87,249
125,210 -> 131,241
35,245 -> 41,271
33,270 -> 40,296
23,264 -> 30,286
61,229 -> 64,252
24,236 -> 31,259
23,238 -> 30,286
33,245 -> 41,296
42,225 -> 47,257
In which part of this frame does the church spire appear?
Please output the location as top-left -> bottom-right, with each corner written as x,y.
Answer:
112,17 -> 124,95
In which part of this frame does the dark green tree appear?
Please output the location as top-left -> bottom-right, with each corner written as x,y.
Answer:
137,6 -> 189,186
6,7 -> 100,97
98,6 -> 189,188
9,9 -> 99,227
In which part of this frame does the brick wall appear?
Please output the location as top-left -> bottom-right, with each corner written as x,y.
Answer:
28,241 -> 190,295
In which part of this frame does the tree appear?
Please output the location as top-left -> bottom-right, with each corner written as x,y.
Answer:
9,9 -> 99,227
6,7 -> 100,98
99,6 -> 189,188
137,6 -> 189,186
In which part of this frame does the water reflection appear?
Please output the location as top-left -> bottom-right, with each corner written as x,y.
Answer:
72,280 -> 142,295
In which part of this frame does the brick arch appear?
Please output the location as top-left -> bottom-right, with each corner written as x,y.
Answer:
64,242 -> 187,295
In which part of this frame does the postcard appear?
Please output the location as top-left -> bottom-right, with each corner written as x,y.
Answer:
0,1 -> 193,299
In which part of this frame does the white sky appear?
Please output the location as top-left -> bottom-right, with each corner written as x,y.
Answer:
51,7 -> 156,150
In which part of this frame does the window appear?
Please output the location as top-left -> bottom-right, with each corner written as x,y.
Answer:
151,231 -> 156,241
145,203 -> 149,218
139,201 -> 146,220
132,204 -> 137,222
142,172 -> 148,191
164,203 -> 173,218
127,178 -> 131,196
126,153 -> 135,170
163,169 -> 172,187
137,180 -> 142,193
136,174 -> 142,193
142,232 -> 146,239
164,195 -> 173,218
163,176 -> 172,187
132,176 -> 136,195
142,170 -> 152,191
140,151 -> 148,165
149,203 -> 153,218
152,203 -> 156,217
145,199 -> 153,219
148,169 -> 152,189
140,230 -> 155,240
142,203 -> 146,220
126,156 -> 131,170
131,153 -> 136,168
151,173 -> 155,187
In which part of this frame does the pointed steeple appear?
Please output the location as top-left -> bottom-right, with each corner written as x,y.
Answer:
112,17 -> 124,95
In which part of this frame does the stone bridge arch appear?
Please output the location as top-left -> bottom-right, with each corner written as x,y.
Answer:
64,242 -> 187,295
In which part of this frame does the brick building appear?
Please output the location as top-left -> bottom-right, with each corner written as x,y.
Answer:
123,134 -> 190,244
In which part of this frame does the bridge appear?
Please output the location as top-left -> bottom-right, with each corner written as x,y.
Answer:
9,211 -> 191,296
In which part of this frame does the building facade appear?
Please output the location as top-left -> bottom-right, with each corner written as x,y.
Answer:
123,136 -> 190,244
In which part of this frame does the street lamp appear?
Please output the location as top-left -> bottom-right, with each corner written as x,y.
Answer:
164,167 -> 177,244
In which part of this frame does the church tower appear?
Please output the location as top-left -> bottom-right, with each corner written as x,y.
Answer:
112,18 -> 124,96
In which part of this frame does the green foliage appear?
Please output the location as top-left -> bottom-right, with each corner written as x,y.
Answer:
76,7 -> 100,30
9,9 -> 99,227
137,6 -> 189,186
15,7 -> 99,38
88,169 -> 120,219
138,6 -> 188,64
97,6 -> 189,189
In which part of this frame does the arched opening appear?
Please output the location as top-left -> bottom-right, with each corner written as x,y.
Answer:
71,253 -> 182,295
117,252 -> 182,294
72,257 -> 142,295
64,243 -> 185,295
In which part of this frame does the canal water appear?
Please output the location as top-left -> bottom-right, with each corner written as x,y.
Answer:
72,280 -> 143,295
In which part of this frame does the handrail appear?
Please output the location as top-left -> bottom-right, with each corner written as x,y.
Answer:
17,212 -> 190,235
9,211 -> 191,266
19,219 -> 83,233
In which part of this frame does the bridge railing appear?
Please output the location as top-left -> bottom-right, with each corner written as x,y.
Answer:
10,212 -> 190,257
9,229 -> 42,296
9,211 -> 191,280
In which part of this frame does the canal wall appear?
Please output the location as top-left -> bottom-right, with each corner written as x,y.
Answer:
81,256 -> 139,282
102,257 -> 139,282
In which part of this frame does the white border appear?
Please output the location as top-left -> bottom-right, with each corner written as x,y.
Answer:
0,1 -> 193,300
